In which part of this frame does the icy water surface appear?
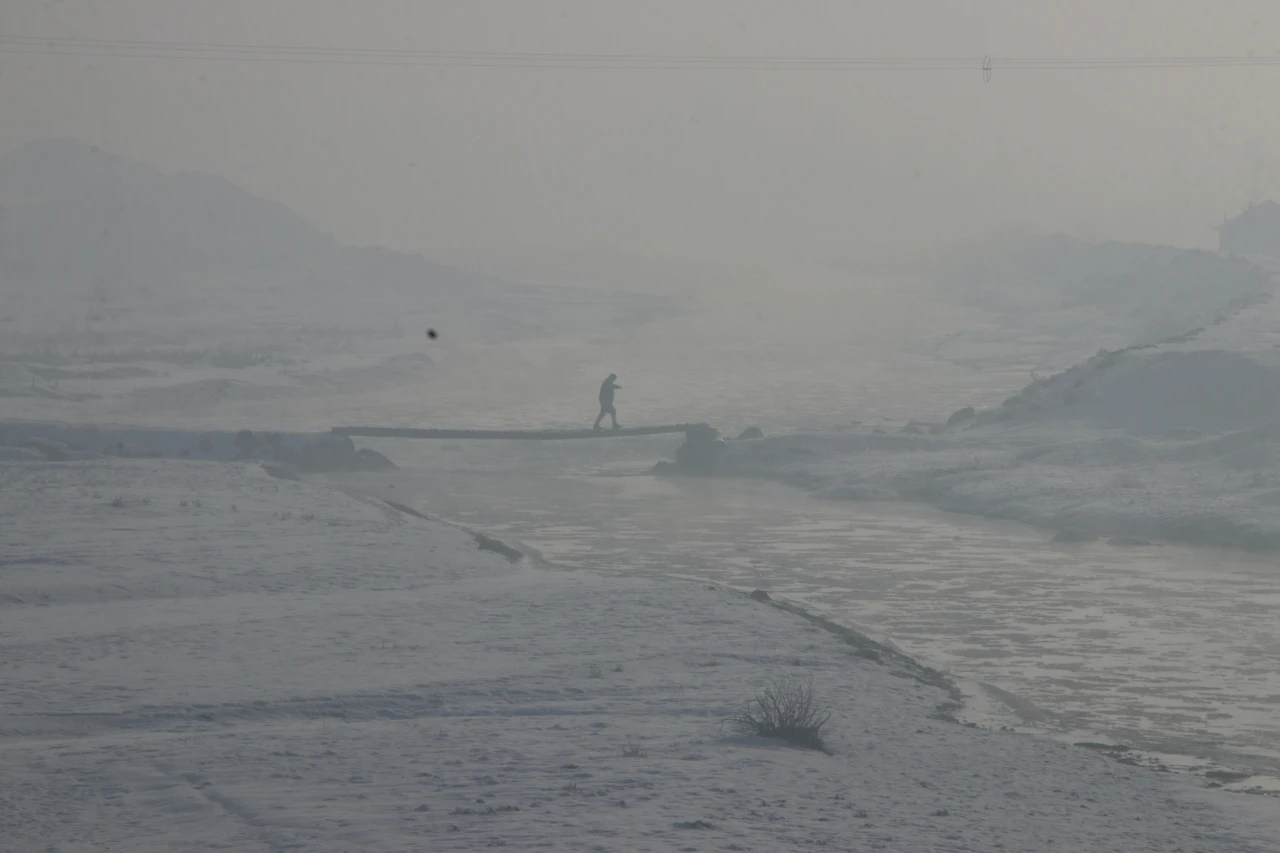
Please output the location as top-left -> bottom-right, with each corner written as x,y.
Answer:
336,434 -> 1280,793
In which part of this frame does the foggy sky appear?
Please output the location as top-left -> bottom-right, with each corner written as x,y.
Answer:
3,0 -> 1279,278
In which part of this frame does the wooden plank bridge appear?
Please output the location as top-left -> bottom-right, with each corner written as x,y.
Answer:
332,424 -> 712,441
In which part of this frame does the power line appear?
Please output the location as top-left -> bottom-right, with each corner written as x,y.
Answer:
3,34 -> 976,62
0,36 -> 992,69
3,35 -> 1280,72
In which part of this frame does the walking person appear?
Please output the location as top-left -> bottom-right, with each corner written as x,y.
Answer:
594,373 -> 621,430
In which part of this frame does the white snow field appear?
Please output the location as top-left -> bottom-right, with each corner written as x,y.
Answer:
2,457 -> 1274,852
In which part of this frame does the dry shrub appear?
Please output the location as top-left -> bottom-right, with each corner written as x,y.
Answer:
731,675 -> 832,753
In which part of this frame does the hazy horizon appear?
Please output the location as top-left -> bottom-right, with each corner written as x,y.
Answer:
4,1 -> 1280,282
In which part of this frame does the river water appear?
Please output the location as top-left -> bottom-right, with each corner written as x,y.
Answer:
317,275 -> 1278,794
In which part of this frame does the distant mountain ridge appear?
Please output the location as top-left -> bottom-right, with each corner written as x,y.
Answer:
937,232 -> 1278,346
0,138 -> 511,299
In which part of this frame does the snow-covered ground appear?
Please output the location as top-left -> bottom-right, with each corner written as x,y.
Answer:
0,139 -> 685,429
696,420 -> 1280,550
331,449 -> 1280,791
686,289 -> 1280,553
8,138 -> 1280,848
0,270 -> 680,429
2,456 -> 1275,851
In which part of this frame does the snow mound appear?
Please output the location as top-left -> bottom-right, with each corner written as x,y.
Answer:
1083,350 -> 1280,434
957,293 -> 1280,436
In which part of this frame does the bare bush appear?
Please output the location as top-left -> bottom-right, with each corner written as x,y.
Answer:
731,675 -> 832,753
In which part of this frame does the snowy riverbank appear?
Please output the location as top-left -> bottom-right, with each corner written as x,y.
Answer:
688,420 -> 1280,551
675,292 -> 1280,551
2,455 -> 1274,850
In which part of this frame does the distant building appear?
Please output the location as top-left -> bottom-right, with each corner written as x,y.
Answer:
1219,201 -> 1280,257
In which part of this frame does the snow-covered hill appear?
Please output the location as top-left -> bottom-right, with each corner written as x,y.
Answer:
0,137 -> 333,287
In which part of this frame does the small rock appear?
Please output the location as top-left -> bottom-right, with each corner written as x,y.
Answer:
295,434 -> 361,473
901,420 -> 941,435
734,426 -> 764,440
355,448 -> 396,471
749,589 -> 771,602
474,533 -> 523,563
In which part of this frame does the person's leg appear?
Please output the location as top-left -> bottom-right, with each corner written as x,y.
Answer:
610,406 -> 619,428
594,407 -> 606,429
